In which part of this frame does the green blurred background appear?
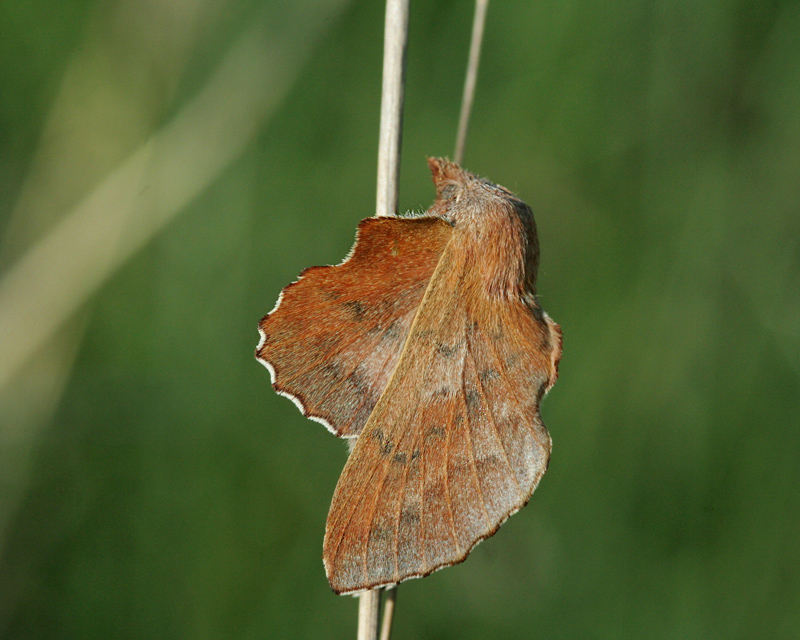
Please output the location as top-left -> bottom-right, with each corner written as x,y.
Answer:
1,0 -> 799,637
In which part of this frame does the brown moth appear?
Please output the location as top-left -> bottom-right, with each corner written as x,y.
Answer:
256,158 -> 562,595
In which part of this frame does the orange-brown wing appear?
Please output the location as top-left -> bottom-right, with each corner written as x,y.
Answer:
256,216 -> 453,437
322,245 -> 562,594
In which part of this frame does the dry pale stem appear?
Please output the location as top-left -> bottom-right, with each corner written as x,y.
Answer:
379,587 -> 398,640
454,0 -> 489,165
360,0 -> 410,637
357,589 -> 383,640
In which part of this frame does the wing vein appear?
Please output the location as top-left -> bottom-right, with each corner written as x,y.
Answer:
391,436 -> 414,582
327,455 -> 388,582
361,459 -> 389,582
359,400 -> 421,584
273,311 -> 407,427
338,327 -> 408,432
467,341 -> 524,498
443,381 -> 463,557
461,352 -> 491,524
418,420 -> 427,573
480,309 -> 550,451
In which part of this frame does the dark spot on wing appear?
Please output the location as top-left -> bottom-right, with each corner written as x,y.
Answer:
400,506 -> 420,526
384,321 -> 400,341
435,341 -> 458,357
371,428 -> 394,456
362,397 -> 378,415
343,300 -> 367,320
427,426 -> 446,439
312,334 -> 339,351
322,362 -> 343,381
322,288 -> 342,301
475,454 -> 501,474
384,322 -> 400,340
346,368 -> 367,393
465,389 -> 480,410
479,368 -> 500,383
393,451 -> 407,465
368,524 -> 391,544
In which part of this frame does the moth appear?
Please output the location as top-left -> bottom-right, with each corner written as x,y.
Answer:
256,158 -> 561,595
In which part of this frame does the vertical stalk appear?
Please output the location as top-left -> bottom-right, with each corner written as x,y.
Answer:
375,0 -> 410,218
360,0 -> 410,637
378,587 -> 398,640
357,589 -> 383,640
454,0 -> 489,165
360,2 -> 488,639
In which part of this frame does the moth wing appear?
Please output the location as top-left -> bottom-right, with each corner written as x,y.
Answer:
323,245 -> 562,594
256,217 -> 453,437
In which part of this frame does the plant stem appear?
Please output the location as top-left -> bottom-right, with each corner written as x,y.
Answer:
359,0 -> 409,637
375,0 -> 410,218
454,0 -> 489,165
357,589 -> 383,640
379,587 -> 398,640
360,3 -> 486,639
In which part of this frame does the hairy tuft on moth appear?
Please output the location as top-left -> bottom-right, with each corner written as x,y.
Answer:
256,158 -> 561,595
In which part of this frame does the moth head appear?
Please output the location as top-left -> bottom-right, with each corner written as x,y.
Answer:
427,157 -> 525,221
428,157 -> 471,202
427,157 -> 540,294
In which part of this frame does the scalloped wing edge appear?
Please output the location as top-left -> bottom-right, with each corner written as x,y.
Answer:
255,215 -> 436,437
257,277 -> 341,435
326,428 -> 551,595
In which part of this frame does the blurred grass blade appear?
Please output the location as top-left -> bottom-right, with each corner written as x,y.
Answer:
0,0 -> 350,393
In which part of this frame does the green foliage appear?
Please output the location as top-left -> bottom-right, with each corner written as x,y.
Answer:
1,0 -> 798,638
